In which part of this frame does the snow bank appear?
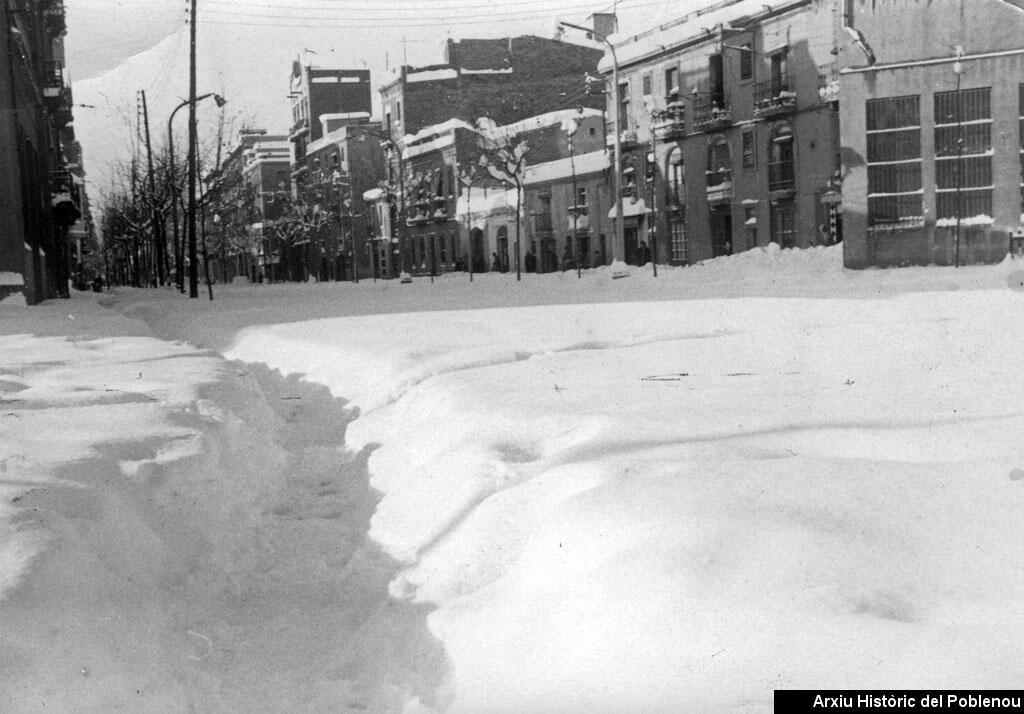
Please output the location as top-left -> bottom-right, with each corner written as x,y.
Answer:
221,248 -> 1024,710
0,327 -> 223,601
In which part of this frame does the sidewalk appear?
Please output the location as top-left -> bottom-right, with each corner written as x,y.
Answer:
0,292 -> 448,712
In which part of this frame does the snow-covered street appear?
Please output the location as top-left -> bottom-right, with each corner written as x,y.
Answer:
3,246 -> 1024,711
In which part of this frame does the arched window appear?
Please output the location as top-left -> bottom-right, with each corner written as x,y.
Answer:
665,148 -> 684,207
768,123 -> 795,193
706,135 -> 731,188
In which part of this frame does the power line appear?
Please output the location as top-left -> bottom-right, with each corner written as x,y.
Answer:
195,0 -> 665,29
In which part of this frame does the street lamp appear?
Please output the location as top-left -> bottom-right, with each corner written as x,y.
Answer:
167,92 -> 226,293
952,45 -> 964,268
559,20 -> 625,270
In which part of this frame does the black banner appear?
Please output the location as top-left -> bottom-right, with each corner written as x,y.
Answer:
775,691 -> 1024,712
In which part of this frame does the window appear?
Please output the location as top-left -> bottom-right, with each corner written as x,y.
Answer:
618,82 -> 631,131
739,42 -> 753,81
709,54 -> 725,108
575,185 -> 588,214
742,127 -> 756,168
706,135 -> 731,188
769,123 -> 794,192
642,74 -> 652,96
934,87 -> 991,221
666,149 -> 684,206
866,95 -> 922,226
665,66 -> 679,102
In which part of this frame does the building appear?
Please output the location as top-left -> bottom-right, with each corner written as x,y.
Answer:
206,129 -> 290,282
379,34 -> 605,140
285,64 -> 376,281
1,0 -> 82,303
597,0 -> 841,267
837,0 -> 1024,267
294,122 -> 386,281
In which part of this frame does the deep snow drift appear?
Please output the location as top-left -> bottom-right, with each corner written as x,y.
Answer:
5,245 -> 1024,712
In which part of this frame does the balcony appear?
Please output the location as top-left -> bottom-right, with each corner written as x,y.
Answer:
753,76 -> 797,119
288,118 -> 310,141
432,195 -> 449,221
41,60 -> 65,101
692,94 -> 732,133
705,171 -> 732,205
652,102 -> 686,142
768,160 -> 796,200
43,0 -> 66,36
607,129 -> 639,149
817,63 -> 839,104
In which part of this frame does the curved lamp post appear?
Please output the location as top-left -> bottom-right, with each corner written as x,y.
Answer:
559,21 -> 624,268
167,92 -> 226,292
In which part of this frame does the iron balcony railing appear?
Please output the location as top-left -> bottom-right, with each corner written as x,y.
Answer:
692,93 -> 732,132
768,160 -> 795,193
652,102 -> 686,141
753,75 -> 797,118
817,63 -> 839,103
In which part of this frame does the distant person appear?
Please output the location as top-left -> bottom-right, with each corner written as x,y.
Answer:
638,241 -> 652,265
546,248 -> 559,273
491,252 -> 502,272
561,244 -> 575,271
91,275 -> 104,293
524,249 -> 537,273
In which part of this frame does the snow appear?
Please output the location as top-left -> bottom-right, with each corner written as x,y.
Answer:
935,214 -> 995,227
0,300 -> 223,602
483,108 -> 603,140
405,68 -> 459,83
608,196 -> 648,218
0,271 -> 25,286
6,245 -> 1024,710
525,150 -> 609,185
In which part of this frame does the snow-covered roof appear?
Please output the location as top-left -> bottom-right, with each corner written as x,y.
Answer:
482,108 -> 604,139
403,118 -> 477,147
406,67 -> 458,83
363,187 -> 384,202
525,150 -> 609,186
599,0 -> 802,73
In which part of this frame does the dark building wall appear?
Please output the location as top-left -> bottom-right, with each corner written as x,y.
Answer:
1,0 -> 72,303
383,37 -> 604,138
306,69 -> 372,142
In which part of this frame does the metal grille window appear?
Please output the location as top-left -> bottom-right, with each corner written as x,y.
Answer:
642,74 -> 652,96
934,87 -> 991,221
866,95 -> 922,226
669,215 -> 687,263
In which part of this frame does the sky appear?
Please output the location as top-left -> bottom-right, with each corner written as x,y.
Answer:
62,0 -> 690,209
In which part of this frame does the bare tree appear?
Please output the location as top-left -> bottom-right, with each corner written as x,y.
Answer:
476,117 -> 529,281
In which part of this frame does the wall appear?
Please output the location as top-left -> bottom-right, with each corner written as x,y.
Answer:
839,0 -> 1024,267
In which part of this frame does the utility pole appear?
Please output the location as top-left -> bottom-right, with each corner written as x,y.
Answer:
140,90 -> 164,286
187,0 -> 199,297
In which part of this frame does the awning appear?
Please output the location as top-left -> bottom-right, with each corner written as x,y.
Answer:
608,197 -> 648,219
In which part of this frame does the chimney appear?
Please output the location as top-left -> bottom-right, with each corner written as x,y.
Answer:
588,13 -> 617,42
